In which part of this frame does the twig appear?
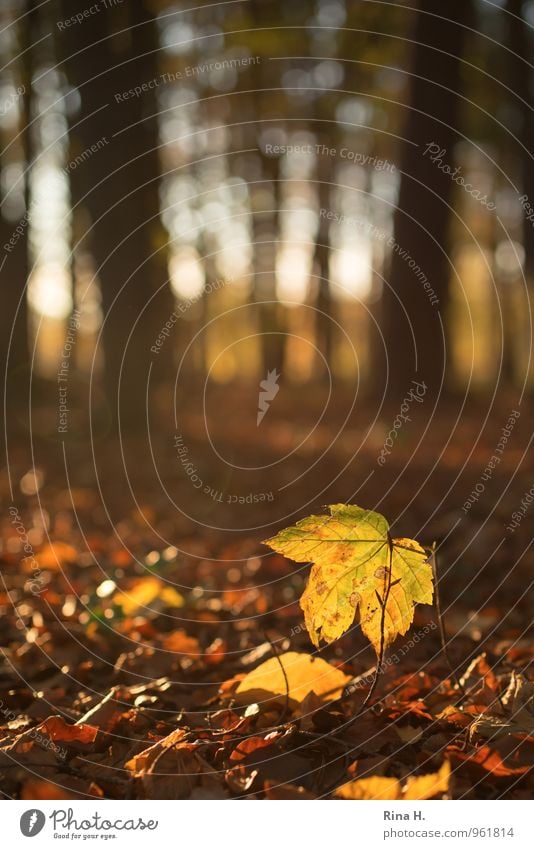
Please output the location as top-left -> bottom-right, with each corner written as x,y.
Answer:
429,542 -> 465,695
264,631 -> 291,722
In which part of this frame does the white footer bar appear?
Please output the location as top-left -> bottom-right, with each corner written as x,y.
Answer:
3,800 -> 531,848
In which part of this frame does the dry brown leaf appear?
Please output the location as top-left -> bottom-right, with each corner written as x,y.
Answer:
161,630 -> 200,655
448,743 -> 532,778
264,780 -> 317,799
502,672 -> 534,726
396,724 -> 424,744
125,728 -> 186,773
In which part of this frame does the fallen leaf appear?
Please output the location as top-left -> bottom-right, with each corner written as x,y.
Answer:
459,653 -> 500,706
336,775 -> 402,799
27,541 -> 77,571
21,779 -> 77,800
396,724 -> 424,744
502,672 -> 534,727
469,714 -> 532,741
125,728 -> 188,773
229,733 -> 283,762
113,577 -> 184,616
39,716 -> 98,747
336,761 -> 450,800
161,630 -> 200,655
234,651 -> 351,711
77,687 -> 130,732
404,760 -> 451,800
448,744 -> 531,778
264,780 -> 317,799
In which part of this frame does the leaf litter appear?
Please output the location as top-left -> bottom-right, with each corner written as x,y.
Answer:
1,472 -> 532,801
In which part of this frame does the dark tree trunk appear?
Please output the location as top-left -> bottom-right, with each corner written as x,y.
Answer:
506,0 -> 534,281
58,0 -> 174,428
0,0 -> 34,422
381,1 -> 472,396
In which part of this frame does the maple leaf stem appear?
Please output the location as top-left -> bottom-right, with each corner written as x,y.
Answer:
357,537 -> 394,714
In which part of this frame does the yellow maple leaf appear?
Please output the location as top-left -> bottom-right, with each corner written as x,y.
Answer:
336,776 -> 401,800
336,761 -> 450,800
264,504 -> 433,654
113,577 -> 184,616
234,651 -> 351,711
403,760 -> 451,800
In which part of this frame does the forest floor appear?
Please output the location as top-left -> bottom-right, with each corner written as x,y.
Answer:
0,388 -> 533,799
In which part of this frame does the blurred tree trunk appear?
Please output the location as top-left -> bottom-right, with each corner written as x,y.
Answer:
506,0 -> 534,281
248,0 -> 286,377
314,132 -> 334,377
252,147 -> 285,375
0,157 -> 28,408
381,1 -> 472,396
0,0 -> 34,420
58,0 -> 174,428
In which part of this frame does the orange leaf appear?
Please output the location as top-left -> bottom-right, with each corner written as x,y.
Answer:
21,779 -> 76,800
28,541 -> 77,571
40,716 -> 98,745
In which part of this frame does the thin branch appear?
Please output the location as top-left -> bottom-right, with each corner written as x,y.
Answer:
429,542 -> 465,695
264,630 -> 290,722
